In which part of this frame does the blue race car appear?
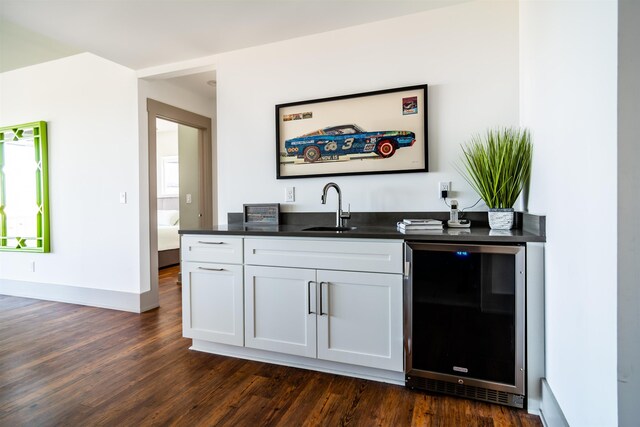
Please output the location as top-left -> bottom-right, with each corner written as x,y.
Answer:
284,124 -> 416,162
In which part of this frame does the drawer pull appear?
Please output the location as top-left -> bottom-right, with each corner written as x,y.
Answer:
197,267 -> 226,272
197,241 -> 226,245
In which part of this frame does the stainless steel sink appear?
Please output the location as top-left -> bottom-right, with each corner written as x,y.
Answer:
301,226 -> 357,232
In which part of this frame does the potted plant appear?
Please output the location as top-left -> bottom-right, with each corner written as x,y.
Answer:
459,127 -> 533,230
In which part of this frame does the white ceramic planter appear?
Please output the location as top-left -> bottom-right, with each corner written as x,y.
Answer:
488,208 -> 514,230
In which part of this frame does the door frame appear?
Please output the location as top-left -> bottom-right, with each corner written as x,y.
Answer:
146,99 -> 214,308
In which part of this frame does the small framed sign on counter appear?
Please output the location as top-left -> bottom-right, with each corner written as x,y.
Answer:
243,204 -> 280,225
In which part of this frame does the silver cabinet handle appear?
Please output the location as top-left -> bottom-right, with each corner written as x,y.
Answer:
308,281 -> 316,315
197,241 -> 225,245
319,282 -> 328,316
197,267 -> 225,272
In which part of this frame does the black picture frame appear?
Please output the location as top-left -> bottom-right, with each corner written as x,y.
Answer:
276,84 -> 428,179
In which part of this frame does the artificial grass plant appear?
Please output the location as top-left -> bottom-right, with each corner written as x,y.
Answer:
459,127 -> 533,209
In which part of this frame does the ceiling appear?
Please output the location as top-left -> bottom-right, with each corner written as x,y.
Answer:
1,1 -> 470,102
0,0 -> 470,71
162,70 -> 218,101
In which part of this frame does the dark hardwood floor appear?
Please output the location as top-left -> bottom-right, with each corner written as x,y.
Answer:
0,266 -> 542,426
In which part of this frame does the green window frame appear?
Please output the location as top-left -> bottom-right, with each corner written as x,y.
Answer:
0,121 -> 50,252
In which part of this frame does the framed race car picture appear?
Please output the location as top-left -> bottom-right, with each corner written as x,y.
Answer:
276,84 -> 428,179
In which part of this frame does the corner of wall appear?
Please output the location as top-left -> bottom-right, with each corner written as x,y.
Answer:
539,379 -> 570,427
140,289 -> 159,313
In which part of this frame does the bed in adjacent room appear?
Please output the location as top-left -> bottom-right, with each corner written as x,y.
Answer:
158,209 -> 180,268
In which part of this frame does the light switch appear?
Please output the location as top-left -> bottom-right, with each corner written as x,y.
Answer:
186,194 -> 192,204
119,192 -> 127,204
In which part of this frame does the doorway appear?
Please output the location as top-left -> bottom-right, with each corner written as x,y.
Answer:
156,118 -> 203,268
146,99 -> 214,308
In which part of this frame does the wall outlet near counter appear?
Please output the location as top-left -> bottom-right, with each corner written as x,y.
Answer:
285,187 -> 295,202
439,181 -> 451,198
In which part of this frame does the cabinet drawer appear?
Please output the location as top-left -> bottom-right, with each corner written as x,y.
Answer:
244,238 -> 403,274
182,235 -> 243,264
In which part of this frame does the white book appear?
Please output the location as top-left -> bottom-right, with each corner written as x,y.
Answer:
398,222 -> 444,231
396,226 -> 444,234
397,222 -> 443,231
402,218 -> 443,225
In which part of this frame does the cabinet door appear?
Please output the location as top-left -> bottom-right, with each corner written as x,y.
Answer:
317,270 -> 403,372
182,261 -> 244,346
245,266 -> 317,358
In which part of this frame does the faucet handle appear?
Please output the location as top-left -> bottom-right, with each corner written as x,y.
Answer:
340,203 -> 351,219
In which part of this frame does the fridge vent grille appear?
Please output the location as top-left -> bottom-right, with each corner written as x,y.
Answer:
407,376 -> 524,409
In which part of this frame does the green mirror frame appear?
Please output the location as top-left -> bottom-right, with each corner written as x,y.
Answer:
0,121 -> 50,252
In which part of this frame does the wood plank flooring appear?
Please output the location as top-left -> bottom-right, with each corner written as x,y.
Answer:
0,266 -> 542,426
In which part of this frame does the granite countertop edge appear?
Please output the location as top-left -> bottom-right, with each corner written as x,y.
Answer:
179,223 -> 545,243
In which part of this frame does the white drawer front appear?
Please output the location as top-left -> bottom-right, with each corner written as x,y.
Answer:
244,238 -> 403,274
182,235 -> 243,264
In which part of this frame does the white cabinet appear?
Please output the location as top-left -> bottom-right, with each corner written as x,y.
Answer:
316,269 -> 403,371
243,238 -> 404,372
244,265 -> 317,357
181,234 -> 404,374
181,236 -> 243,346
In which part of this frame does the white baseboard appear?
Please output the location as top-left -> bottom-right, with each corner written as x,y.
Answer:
191,339 -> 405,386
0,278 -> 142,313
540,379 -> 569,427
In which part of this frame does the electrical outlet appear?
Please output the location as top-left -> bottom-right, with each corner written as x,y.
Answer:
285,187 -> 295,202
439,181 -> 451,198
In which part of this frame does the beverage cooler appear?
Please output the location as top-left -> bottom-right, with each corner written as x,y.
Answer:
404,242 -> 526,408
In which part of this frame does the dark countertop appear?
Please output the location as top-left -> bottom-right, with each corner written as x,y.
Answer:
180,212 -> 546,243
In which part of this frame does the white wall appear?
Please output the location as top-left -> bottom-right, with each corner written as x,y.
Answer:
178,125 -> 200,229
520,1 -> 618,425
213,1 -> 519,220
139,79 -> 216,120
0,53 -> 141,293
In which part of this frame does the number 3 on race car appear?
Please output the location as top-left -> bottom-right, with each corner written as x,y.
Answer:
341,138 -> 354,150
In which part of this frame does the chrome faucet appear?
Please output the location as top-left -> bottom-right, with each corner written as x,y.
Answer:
321,182 -> 351,227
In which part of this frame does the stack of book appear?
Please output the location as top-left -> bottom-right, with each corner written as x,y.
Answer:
396,218 -> 443,233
